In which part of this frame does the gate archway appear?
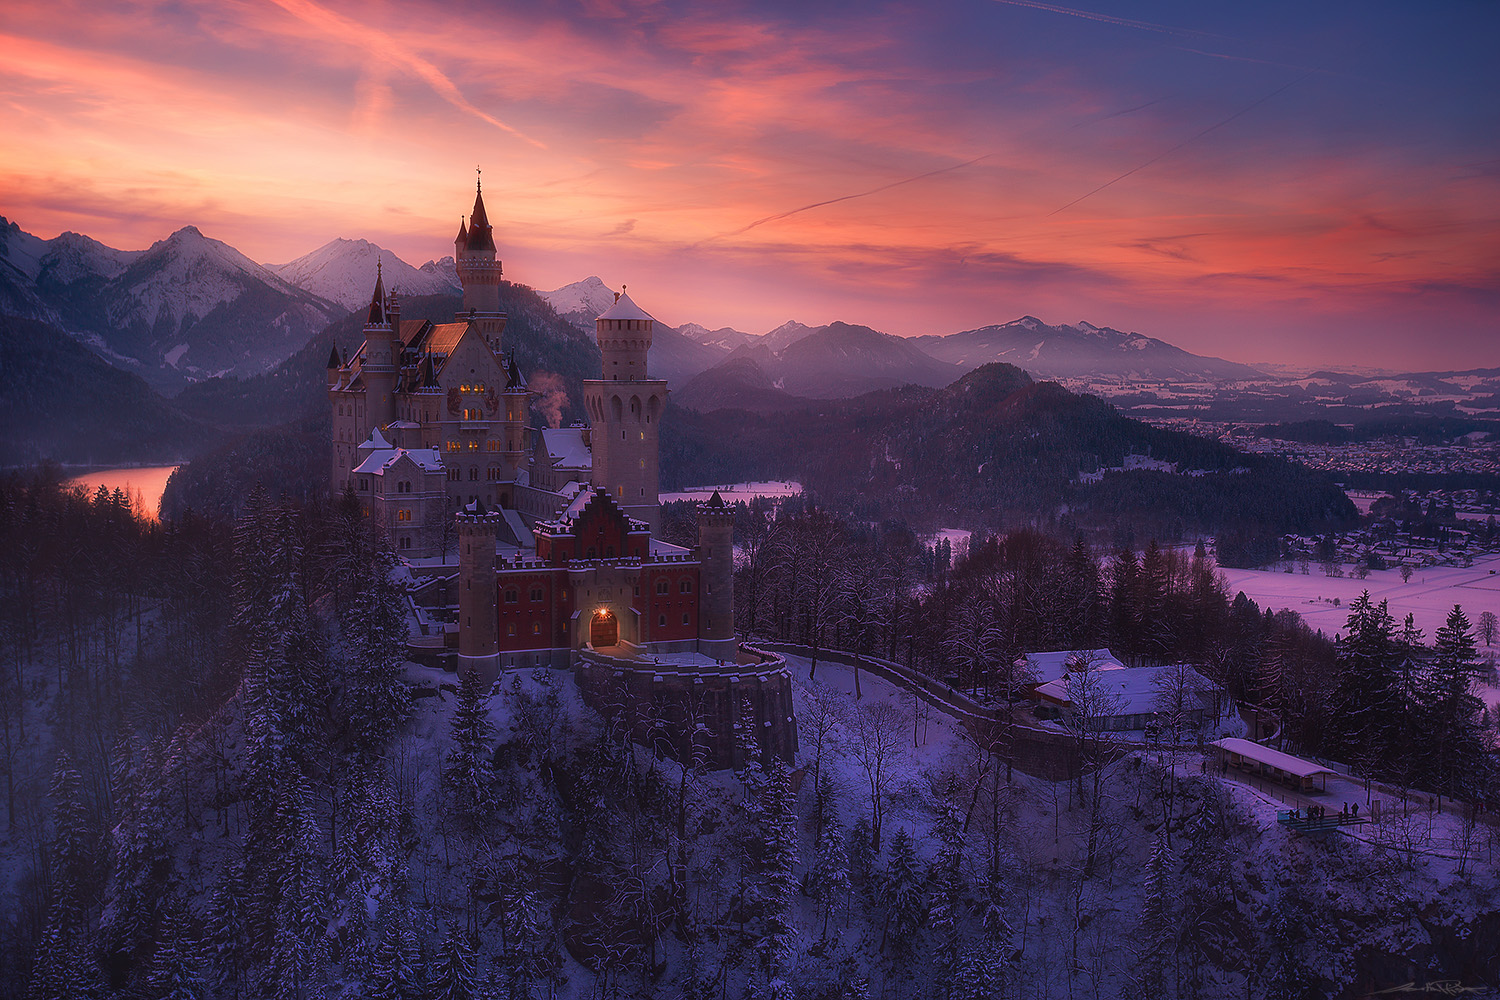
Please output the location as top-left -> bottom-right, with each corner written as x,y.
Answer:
590,610 -> 618,648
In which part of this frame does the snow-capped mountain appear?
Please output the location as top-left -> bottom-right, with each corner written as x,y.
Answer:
540,275 -> 617,324
269,238 -> 460,311
0,217 -> 345,390
913,316 -> 1265,381
762,320 -> 817,353
675,322 -> 760,352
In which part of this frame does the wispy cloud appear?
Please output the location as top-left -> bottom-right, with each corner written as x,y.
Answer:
263,0 -> 545,148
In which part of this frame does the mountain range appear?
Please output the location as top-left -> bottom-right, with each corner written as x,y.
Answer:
0,218 -> 347,391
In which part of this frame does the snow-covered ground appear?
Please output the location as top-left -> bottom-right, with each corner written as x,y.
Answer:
660,481 -> 803,503
1220,552 -> 1500,643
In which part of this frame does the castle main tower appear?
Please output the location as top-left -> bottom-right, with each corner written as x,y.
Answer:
454,178 -> 507,347
582,290 -> 667,533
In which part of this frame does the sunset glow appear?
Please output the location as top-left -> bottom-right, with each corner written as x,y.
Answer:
3,0 -> 1497,368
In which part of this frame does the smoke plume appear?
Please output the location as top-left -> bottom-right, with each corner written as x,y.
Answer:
529,371 -> 569,429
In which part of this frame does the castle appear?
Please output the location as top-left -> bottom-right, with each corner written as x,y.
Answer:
328,180 -> 796,766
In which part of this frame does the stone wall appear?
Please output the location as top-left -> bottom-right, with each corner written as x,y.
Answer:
574,646 -> 797,770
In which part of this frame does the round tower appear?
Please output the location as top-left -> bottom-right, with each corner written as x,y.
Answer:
697,490 -> 737,661
582,289 -> 667,533
455,177 -> 507,344
361,262 -> 398,433
456,506 -> 501,680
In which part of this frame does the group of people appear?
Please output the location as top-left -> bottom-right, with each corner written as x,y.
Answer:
1289,802 -> 1360,823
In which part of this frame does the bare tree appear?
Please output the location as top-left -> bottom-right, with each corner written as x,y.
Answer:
843,699 -> 909,851
944,587 -> 1003,700
1477,610 -> 1498,647
1058,651 -> 1125,872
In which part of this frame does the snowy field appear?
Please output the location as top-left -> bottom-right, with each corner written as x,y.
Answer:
1220,552 -> 1500,642
659,480 -> 802,503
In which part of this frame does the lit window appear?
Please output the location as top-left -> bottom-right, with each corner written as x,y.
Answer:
397,509 -> 412,522
532,622 -> 541,635
445,441 -> 460,453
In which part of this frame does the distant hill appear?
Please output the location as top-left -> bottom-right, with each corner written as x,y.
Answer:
914,316 -> 1265,381
0,314 -> 214,465
673,357 -> 808,414
673,322 -> 965,412
663,362 -> 1355,539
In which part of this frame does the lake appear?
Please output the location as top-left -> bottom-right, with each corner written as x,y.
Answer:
64,466 -> 179,520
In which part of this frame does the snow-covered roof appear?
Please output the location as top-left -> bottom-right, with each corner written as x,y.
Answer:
1033,663 -> 1217,718
649,538 -> 692,557
361,427 -> 392,450
1211,738 -> 1332,778
539,427 -> 592,469
597,290 -> 653,322
1024,648 -> 1124,676
351,446 -> 444,476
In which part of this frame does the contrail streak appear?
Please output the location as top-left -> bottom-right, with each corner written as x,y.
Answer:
1049,73 -> 1311,217
989,0 -> 1216,39
700,154 -> 992,246
264,0 -> 544,148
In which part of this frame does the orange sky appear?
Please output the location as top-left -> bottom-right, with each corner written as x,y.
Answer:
2,0 -> 1497,369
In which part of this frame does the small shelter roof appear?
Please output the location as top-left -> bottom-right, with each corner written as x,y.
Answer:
1211,738 -> 1333,779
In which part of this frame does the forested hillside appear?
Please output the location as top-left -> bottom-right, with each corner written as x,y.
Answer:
1,475 -> 1496,1000
662,364 -> 1355,545
0,314 -> 214,465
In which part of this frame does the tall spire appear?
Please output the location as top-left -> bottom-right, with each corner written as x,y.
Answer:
466,170 -> 496,253
366,259 -> 387,325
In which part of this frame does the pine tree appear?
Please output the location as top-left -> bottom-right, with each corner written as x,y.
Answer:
345,550 -> 412,755
809,822 -> 851,939
948,946 -> 1005,1000
848,817 -> 876,903
146,901 -> 206,1000
1332,591 -> 1402,768
444,667 -> 496,825
1126,832 -> 1172,999
206,861 -> 250,998
880,827 -> 925,963
266,778 -> 327,1000
926,803 -> 967,976
432,925 -> 477,1000
29,758 -> 102,1000
366,912 -> 420,1000
1419,605 -> 1488,797
757,759 -> 799,987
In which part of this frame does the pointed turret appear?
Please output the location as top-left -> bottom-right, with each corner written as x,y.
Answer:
362,262 -> 399,432
366,260 -> 387,325
466,179 -> 496,253
326,344 -> 341,371
454,174 -> 505,329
